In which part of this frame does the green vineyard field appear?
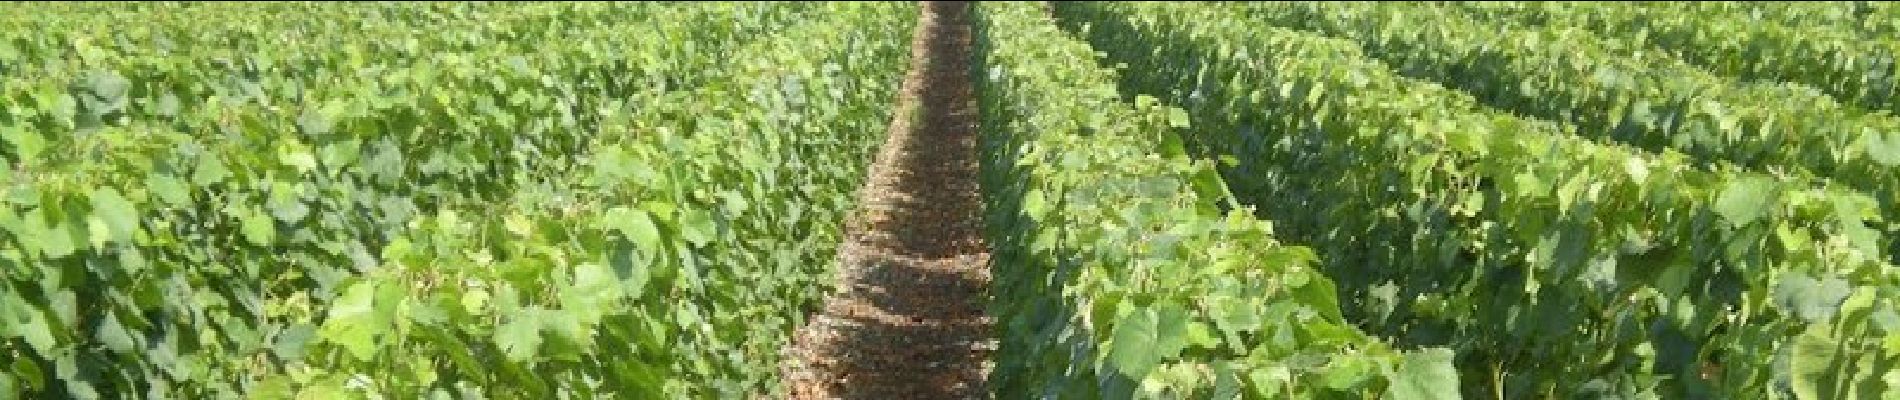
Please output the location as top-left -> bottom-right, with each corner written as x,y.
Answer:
2,2 -> 913,397
2,1 -> 1896,399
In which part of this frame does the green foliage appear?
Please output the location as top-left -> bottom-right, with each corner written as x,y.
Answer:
973,3 -> 1456,398
1057,2 -> 1900,397
1457,1 -> 1900,115
1709,2 -> 1900,39
0,2 -> 913,398
1247,1 -> 1900,266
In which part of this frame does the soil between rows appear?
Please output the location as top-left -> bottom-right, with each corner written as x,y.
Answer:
779,2 -> 992,399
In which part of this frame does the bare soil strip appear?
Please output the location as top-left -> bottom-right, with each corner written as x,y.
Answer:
780,2 -> 991,399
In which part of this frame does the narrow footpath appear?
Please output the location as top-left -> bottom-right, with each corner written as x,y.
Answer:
779,2 -> 992,399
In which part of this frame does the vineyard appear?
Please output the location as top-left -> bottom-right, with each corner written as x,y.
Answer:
1,1 -> 1896,399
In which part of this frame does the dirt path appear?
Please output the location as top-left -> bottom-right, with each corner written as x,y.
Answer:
779,2 -> 991,399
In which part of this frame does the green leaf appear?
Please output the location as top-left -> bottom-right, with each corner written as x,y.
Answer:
241,208 -> 276,246
2,125 -> 45,163
46,92 -> 75,126
298,100 -> 346,137
1865,129 -> 1900,166
1713,176 -> 1777,228
590,146 -> 636,185
88,187 -> 138,245
155,92 -> 180,117
1773,274 -> 1851,323
540,309 -> 589,348
1022,188 -> 1049,221
1289,269 -> 1345,322
1166,107 -> 1190,128
1184,319 -> 1220,350
273,324 -> 317,362
1136,95 -> 1160,108
679,208 -> 715,248
267,184 -> 309,223
607,240 -> 648,298
1322,355 -> 1375,390
1209,296 -> 1262,350
1158,124 -> 1189,157
1788,326 -> 1840,400
1247,365 -> 1291,397
1385,348 -> 1459,400
1259,246 -> 1318,269
87,70 -> 129,100
495,308 -> 544,362
193,155 -> 230,185
1283,268 -> 1311,288
10,355 -> 42,391
1154,301 -> 1191,360
1188,167 -> 1233,208
294,376 -> 354,400
318,282 -> 387,360
46,290 -> 74,335
1109,306 -> 1162,378
462,288 -> 490,316
39,217 -> 78,259
719,190 -> 749,218
248,376 -> 296,400
603,207 -> 662,255
562,262 -> 623,323
1444,127 -> 1487,155
146,174 -> 190,206
1623,157 -> 1650,184
2,297 -> 56,354
54,363 -> 98,400
94,310 -> 135,353
280,147 -> 318,173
